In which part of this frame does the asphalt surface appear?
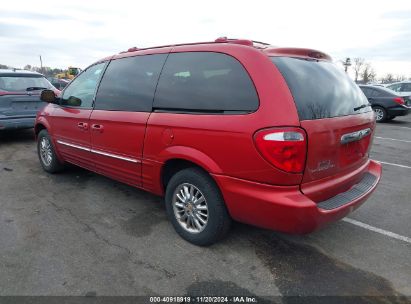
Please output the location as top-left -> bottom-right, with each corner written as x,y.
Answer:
0,115 -> 410,301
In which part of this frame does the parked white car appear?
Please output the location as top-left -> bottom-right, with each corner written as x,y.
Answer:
386,81 -> 411,96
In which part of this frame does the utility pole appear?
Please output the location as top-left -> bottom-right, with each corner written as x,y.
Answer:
39,55 -> 43,74
343,57 -> 351,73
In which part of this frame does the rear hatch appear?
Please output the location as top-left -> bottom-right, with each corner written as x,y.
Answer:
0,74 -> 52,119
0,91 -> 46,119
271,56 -> 375,202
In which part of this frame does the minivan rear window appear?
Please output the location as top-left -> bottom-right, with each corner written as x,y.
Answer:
270,57 -> 370,120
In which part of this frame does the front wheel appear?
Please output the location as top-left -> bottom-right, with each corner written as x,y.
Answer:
165,168 -> 231,246
373,106 -> 387,122
37,129 -> 64,173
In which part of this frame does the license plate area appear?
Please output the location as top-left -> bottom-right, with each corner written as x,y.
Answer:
339,137 -> 370,167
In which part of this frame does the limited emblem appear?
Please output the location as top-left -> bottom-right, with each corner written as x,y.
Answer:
311,160 -> 335,173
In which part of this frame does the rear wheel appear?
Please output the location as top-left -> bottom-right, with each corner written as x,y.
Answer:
373,106 -> 387,122
165,168 -> 231,246
37,129 -> 64,173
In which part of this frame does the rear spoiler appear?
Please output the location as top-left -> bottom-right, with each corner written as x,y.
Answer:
264,47 -> 332,61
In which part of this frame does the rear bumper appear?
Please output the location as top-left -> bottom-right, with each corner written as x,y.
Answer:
387,106 -> 410,117
0,117 -> 36,130
212,160 -> 382,234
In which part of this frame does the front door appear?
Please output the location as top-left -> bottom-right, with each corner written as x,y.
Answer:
89,54 -> 167,187
50,62 -> 106,170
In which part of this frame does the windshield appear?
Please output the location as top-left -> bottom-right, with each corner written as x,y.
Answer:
0,75 -> 53,92
270,57 -> 371,120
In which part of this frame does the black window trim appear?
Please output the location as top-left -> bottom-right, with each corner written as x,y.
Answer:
152,108 -> 251,115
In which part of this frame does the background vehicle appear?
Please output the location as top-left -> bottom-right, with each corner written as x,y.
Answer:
0,69 -> 57,130
386,81 -> 411,96
35,38 -> 381,245
359,84 -> 411,122
47,77 -> 69,90
55,67 -> 82,80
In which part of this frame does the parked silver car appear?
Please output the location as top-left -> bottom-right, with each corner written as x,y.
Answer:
0,69 -> 56,130
386,81 -> 411,96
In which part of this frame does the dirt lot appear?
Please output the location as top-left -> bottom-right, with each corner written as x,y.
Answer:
0,115 -> 410,301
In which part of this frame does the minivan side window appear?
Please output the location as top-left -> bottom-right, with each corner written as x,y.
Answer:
94,54 -> 167,112
153,52 -> 259,112
61,63 -> 105,108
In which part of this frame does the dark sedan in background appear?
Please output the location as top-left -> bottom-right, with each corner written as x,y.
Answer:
359,85 -> 411,122
47,77 -> 69,90
0,69 -> 57,130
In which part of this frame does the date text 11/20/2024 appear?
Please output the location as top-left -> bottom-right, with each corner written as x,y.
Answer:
149,296 -> 258,303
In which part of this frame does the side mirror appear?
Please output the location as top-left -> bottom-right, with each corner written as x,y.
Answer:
40,89 -> 57,103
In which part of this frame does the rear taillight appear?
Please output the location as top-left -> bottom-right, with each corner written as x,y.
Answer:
254,127 -> 307,173
393,97 -> 405,105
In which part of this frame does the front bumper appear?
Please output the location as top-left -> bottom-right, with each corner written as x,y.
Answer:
212,160 -> 382,234
0,117 -> 36,130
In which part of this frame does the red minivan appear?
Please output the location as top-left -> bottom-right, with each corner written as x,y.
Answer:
35,38 -> 381,245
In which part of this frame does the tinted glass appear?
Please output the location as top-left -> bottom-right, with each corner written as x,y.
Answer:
271,57 -> 370,120
372,86 -> 396,97
360,87 -> 372,97
94,54 -> 167,112
0,75 -> 53,92
62,63 -> 105,108
154,52 -> 259,112
387,83 -> 401,92
402,83 -> 411,91
372,88 -> 384,97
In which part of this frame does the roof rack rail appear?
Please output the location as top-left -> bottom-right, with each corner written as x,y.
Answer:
119,37 -> 272,54
215,37 -> 271,47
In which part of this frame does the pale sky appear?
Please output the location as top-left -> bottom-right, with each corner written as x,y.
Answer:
1,0 -> 411,79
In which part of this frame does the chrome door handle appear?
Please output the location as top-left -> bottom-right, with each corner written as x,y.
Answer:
91,124 -> 104,133
77,122 -> 88,130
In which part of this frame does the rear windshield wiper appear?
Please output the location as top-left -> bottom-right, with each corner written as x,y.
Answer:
26,87 -> 48,91
354,103 -> 371,111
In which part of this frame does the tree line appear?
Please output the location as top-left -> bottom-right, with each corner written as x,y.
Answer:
351,58 -> 409,84
0,64 -> 65,78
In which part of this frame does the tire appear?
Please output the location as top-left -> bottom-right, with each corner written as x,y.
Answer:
373,106 -> 387,122
165,168 -> 231,246
37,129 -> 64,173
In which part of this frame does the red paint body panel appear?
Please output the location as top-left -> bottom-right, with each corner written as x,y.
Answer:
89,110 -> 148,187
35,40 -> 382,235
49,106 -> 94,171
213,160 -> 381,233
300,111 -> 376,202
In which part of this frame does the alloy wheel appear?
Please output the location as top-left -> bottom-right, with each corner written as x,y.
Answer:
172,183 -> 209,234
40,137 -> 53,166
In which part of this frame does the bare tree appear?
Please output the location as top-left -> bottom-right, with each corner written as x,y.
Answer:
361,63 -> 376,83
353,58 -> 365,83
23,64 -> 32,71
380,73 -> 394,84
394,75 -> 406,82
